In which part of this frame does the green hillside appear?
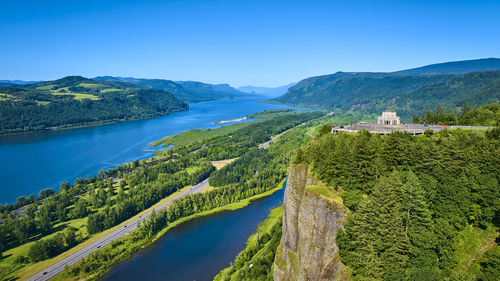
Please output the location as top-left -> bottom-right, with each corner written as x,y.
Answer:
394,71 -> 500,114
176,80 -> 250,101
94,76 -> 250,102
0,76 -> 187,134
272,70 -> 500,117
394,58 -> 500,75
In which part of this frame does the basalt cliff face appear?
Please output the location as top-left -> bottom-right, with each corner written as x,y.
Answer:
274,164 -> 349,281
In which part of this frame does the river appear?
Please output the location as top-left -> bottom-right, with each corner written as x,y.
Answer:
101,185 -> 285,281
0,98 -> 294,204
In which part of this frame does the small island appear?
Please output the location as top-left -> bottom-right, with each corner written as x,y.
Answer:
212,116 -> 247,124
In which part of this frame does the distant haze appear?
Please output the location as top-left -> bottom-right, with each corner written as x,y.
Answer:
237,83 -> 297,97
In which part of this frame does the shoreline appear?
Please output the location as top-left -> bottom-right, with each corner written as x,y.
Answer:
0,108 -> 188,137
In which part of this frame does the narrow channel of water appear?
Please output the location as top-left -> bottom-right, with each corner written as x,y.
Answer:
101,186 -> 285,281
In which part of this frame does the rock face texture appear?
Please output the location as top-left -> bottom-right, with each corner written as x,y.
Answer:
274,164 -> 349,281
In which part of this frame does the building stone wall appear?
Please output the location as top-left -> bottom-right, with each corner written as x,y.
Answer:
377,111 -> 400,125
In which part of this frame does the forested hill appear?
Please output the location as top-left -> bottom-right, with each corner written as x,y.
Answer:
94,76 -> 251,102
0,76 -> 187,134
271,68 -> 500,117
394,58 -> 500,75
176,80 -> 251,101
290,128 -> 500,280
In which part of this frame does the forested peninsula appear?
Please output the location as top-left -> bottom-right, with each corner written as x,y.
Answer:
0,76 -> 187,134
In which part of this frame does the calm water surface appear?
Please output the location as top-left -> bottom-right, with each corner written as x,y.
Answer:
0,98 -> 295,203
101,186 -> 285,281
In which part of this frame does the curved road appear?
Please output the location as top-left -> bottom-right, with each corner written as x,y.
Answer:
27,178 -> 210,281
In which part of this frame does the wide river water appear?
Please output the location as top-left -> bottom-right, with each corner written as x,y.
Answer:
101,185 -> 285,281
0,98 -> 294,203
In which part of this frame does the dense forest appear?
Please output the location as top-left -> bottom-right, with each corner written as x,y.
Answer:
413,103 -> 500,126
0,110 -> 325,280
94,76 -> 250,102
294,126 -> 499,280
0,76 -> 187,134
272,65 -> 500,117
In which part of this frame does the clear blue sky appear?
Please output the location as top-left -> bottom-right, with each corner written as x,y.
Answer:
1,0 -> 499,86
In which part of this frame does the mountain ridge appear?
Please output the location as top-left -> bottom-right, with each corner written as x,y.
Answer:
271,58 -> 500,116
94,76 -> 251,102
393,57 -> 500,75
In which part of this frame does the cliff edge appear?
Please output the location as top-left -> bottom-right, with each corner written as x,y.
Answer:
274,164 -> 349,281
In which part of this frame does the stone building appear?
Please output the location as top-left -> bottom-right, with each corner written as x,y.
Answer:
377,111 -> 400,125
332,110 -> 490,135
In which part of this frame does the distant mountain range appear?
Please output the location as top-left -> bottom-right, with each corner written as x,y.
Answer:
0,76 -> 187,134
393,58 -> 500,75
0,80 -> 42,86
3,57 -> 499,124
237,83 -> 297,97
271,58 -> 500,117
94,77 -> 251,102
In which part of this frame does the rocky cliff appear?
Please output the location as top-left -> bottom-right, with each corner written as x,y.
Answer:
274,164 -> 349,281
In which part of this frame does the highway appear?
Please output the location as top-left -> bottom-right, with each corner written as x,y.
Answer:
258,124 -> 304,149
259,132 -> 285,149
26,178 -> 210,281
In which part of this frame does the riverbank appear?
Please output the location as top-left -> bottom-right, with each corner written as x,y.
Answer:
0,108 -> 188,137
214,205 -> 284,280
153,181 -> 284,241
52,180 -> 285,281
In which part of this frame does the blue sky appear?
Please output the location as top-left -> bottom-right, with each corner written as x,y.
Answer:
0,0 -> 499,86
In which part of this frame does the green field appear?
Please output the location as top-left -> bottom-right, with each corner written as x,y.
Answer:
100,88 -> 121,93
0,93 -> 18,101
151,121 -> 252,147
51,92 -> 99,100
78,83 -> 104,89
50,87 -> 99,100
35,85 -> 56,90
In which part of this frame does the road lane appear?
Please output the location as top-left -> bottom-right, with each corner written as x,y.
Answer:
27,178 -> 210,281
